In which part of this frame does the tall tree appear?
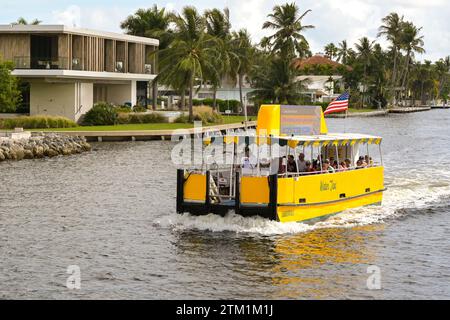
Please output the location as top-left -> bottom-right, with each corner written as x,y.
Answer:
336,40 -> 350,64
0,58 -> 22,113
121,5 -> 172,110
355,37 -> 375,107
12,17 -> 41,25
231,29 -> 254,120
204,8 -> 235,110
435,56 -> 450,101
262,2 -> 314,59
324,43 -> 338,60
399,21 -> 425,102
378,12 -> 404,104
156,6 -> 217,121
250,56 -> 307,105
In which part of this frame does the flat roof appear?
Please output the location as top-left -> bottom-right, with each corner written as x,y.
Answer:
0,24 -> 159,46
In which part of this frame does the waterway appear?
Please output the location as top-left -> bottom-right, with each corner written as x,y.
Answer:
1,110 -> 449,299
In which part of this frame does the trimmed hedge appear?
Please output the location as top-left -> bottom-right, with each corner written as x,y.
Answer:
118,113 -> 167,124
0,115 -> 77,129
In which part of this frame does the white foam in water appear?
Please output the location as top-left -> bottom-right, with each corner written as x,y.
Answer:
156,169 -> 450,236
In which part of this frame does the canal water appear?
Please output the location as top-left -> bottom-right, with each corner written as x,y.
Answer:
1,110 -> 449,299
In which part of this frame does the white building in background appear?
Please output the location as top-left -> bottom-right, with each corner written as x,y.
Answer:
194,75 -> 254,104
191,74 -> 343,106
0,24 -> 159,122
297,75 -> 343,103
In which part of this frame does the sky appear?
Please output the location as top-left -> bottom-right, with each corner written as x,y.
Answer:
1,0 -> 449,61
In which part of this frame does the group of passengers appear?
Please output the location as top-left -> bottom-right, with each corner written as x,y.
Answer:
279,153 -> 373,175
240,147 -> 374,175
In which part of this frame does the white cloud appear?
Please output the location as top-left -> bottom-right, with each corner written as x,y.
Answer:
52,5 -> 81,28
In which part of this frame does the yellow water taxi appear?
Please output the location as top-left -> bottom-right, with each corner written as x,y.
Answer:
176,105 -> 385,223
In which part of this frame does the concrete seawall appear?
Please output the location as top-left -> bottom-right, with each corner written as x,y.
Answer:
326,110 -> 388,118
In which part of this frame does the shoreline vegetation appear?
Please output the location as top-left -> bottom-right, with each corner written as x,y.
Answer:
4,107 -> 445,133
0,3 -> 449,130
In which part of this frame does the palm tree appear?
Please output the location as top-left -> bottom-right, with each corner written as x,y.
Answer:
204,8 -> 235,110
12,17 -> 41,25
262,2 -> 314,59
336,40 -> 350,64
231,29 -> 254,120
378,12 -> 404,98
121,5 -> 172,110
205,8 -> 231,39
399,21 -> 425,103
156,6 -> 217,121
121,6 -> 172,48
250,56 -> 307,104
435,56 -> 450,101
324,43 -> 338,60
355,37 -> 375,107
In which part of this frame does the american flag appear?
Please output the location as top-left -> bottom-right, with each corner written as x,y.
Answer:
324,92 -> 350,115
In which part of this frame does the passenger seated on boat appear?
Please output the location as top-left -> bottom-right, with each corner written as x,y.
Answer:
241,147 -> 256,171
297,153 -> 307,172
322,159 -> 335,173
287,155 -> 297,173
305,161 -> 314,173
278,157 -> 286,174
339,161 -> 348,171
312,159 -> 319,172
356,157 -> 367,169
360,156 -> 368,167
332,160 -> 339,170
345,158 -> 352,169
365,155 -> 373,166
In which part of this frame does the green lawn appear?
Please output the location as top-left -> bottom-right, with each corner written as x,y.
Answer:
31,115 -> 250,132
222,115 -> 250,123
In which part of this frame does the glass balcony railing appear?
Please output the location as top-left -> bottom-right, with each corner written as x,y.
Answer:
13,56 -> 70,70
12,56 -> 154,74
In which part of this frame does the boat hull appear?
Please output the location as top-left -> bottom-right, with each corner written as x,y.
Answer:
276,190 -> 383,223
177,167 -> 385,223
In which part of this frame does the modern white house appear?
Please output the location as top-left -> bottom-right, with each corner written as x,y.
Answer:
297,75 -> 343,103
194,75 -> 254,103
0,24 -> 159,122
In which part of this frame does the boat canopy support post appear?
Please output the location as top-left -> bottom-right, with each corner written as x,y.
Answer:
379,143 -> 384,166
269,174 -> 278,221
235,171 -> 241,215
205,170 -> 211,213
176,169 -> 185,213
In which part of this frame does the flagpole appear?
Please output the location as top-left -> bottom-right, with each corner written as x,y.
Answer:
344,108 -> 348,133
344,92 -> 350,133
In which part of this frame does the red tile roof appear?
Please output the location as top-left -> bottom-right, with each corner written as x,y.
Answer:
293,55 -> 351,71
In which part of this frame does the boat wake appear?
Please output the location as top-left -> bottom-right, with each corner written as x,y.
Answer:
156,171 -> 450,236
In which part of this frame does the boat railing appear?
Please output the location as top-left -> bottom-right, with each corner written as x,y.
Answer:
276,163 -> 382,178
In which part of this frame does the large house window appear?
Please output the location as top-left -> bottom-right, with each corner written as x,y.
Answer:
30,35 -> 60,69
